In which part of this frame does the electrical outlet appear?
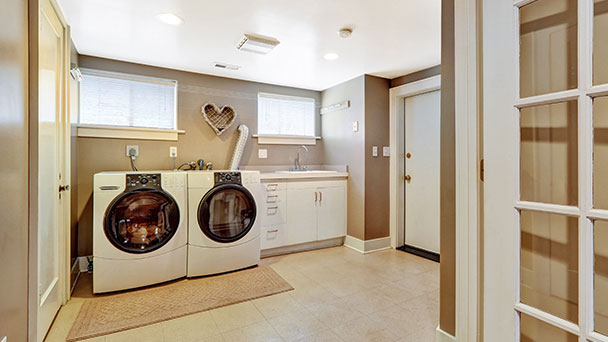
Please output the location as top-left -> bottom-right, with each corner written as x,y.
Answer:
126,145 -> 139,157
372,146 -> 378,157
352,121 -> 359,132
169,146 -> 177,158
258,149 -> 268,159
383,146 -> 391,157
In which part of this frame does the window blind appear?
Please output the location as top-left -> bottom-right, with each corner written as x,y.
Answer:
79,69 -> 177,130
257,93 -> 316,137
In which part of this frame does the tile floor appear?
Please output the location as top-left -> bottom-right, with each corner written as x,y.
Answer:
45,246 -> 439,342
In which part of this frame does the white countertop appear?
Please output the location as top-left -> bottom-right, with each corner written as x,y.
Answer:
260,171 -> 348,180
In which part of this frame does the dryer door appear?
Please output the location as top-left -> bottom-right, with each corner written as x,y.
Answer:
104,189 -> 180,253
198,184 -> 257,243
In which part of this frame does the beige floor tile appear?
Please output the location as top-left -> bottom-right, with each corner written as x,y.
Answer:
369,302 -> 437,337
209,301 -> 265,333
288,283 -> 340,308
330,315 -> 401,342
44,299 -> 85,342
395,327 -> 436,342
267,310 -> 328,341
105,323 -> 164,342
292,328 -> 343,342
252,292 -> 305,319
306,297 -> 365,328
161,311 -> 220,342
221,321 -> 283,342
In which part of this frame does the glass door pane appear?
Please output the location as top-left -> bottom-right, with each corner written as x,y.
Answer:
520,101 -> 578,205
520,211 -> 579,323
594,97 -> 608,209
595,220 -> 608,336
519,0 -> 578,98
594,0 -> 608,85
520,313 -> 578,341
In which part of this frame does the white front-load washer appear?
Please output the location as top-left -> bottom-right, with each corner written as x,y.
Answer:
93,171 -> 187,293
187,171 -> 261,277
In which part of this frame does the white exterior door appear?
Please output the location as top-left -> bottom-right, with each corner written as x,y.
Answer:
36,0 -> 69,340
404,90 -> 441,253
484,0 -> 608,341
316,185 -> 346,241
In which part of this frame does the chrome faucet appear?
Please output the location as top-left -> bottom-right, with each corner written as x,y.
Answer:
293,145 -> 309,171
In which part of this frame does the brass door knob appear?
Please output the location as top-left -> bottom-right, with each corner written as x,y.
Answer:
405,175 -> 412,182
406,153 -> 412,159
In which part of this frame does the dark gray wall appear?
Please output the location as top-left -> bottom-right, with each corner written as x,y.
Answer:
390,65 -> 441,88
0,0 -> 30,340
441,0 -> 457,336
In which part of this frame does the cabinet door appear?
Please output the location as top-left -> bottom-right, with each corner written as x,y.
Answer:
286,187 -> 317,245
317,185 -> 346,240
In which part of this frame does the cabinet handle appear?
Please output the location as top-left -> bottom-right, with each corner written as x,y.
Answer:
314,192 -> 318,202
319,191 -> 322,202
267,183 -> 279,191
267,195 -> 278,203
267,229 -> 279,233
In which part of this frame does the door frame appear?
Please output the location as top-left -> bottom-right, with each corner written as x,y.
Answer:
389,75 -> 441,249
28,0 -> 72,339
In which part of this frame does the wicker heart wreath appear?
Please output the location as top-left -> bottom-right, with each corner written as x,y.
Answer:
202,103 -> 237,136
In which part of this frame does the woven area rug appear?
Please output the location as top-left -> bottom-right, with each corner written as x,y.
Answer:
66,266 -> 293,342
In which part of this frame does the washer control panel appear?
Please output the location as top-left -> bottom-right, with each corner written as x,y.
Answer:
126,174 -> 161,191
214,172 -> 242,185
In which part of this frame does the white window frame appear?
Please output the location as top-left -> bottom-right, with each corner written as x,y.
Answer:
77,68 -> 184,141
254,92 -> 320,145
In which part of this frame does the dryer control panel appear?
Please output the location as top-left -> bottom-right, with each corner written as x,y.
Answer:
214,172 -> 241,185
126,173 -> 161,191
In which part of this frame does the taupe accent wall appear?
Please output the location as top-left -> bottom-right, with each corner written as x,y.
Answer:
76,56 -> 322,256
0,0 -> 30,340
321,76 -> 366,240
441,0 -> 457,336
364,75 -> 391,240
390,65 -> 442,89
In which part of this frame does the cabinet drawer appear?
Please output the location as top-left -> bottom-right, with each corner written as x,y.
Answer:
261,224 -> 287,250
262,201 -> 286,225
264,182 -> 284,192
264,190 -> 285,204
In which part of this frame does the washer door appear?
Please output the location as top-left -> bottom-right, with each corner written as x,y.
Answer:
197,184 -> 257,243
104,189 -> 180,253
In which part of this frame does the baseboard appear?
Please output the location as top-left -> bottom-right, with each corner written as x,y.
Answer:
70,259 -> 81,294
261,237 -> 344,258
344,235 -> 391,254
436,326 -> 456,342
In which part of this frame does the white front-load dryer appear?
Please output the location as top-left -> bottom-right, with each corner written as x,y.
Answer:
187,171 -> 261,277
93,171 -> 187,293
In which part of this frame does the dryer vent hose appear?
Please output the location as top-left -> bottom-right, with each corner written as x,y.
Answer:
229,124 -> 249,170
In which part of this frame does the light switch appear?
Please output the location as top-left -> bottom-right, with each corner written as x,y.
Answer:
258,149 -> 268,159
372,146 -> 378,157
352,121 -> 359,132
383,146 -> 391,157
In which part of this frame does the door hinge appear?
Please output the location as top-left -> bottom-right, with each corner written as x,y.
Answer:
480,159 -> 484,182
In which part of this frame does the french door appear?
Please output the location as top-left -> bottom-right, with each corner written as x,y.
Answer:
484,0 -> 608,341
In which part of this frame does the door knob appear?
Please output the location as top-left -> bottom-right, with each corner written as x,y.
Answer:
59,184 -> 70,192
404,175 -> 412,183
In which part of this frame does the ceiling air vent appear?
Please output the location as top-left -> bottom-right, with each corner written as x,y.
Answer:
213,62 -> 241,70
236,33 -> 280,55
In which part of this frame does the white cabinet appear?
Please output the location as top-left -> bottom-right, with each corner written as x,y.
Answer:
260,179 -> 347,250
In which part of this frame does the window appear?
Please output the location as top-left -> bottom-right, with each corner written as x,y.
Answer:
78,68 -> 179,140
257,93 -> 316,142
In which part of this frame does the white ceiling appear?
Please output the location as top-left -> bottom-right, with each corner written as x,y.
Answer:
56,0 -> 441,91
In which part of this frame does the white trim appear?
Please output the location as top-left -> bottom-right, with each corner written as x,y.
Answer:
435,326 -> 456,342
260,237 -> 344,258
343,235 -> 391,254
389,75 -> 441,250
455,0 -> 480,340
253,134 -> 319,145
77,125 -> 185,141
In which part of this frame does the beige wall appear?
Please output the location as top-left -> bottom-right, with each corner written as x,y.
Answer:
76,56 -> 322,256
364,75 -> 391,240
0,0 -> 30,340
321,76 -> 366,240
441,0 -> 457,336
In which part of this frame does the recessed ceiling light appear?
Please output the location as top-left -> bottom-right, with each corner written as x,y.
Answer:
157,13 -> 184,26
324,53 -> 339,61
